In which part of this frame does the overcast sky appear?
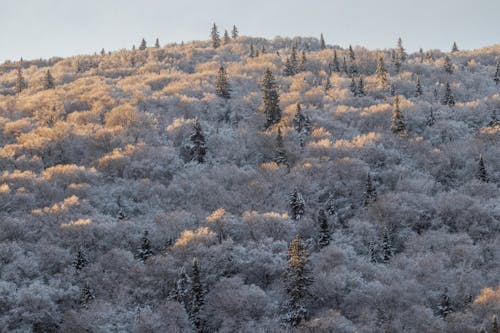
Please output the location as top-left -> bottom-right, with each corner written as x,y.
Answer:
1,0 -> 499,62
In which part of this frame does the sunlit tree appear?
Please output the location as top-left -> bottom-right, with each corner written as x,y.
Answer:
211,23 -> 221,48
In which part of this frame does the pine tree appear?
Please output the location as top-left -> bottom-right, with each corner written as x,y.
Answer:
189,258 -> 205,332
376,55 -> 388,88
356,77 -> 365,96
348,45 -> 356,62
137,230 -> 153,262
444,55 -> 453,74
415,76 -> 423,97
283,57 -> 295,76
15,68 -> 27,93
492,315 -> 499,333
274,128 -> 289,170
293,103 -> 306,133
317,209 -> 330,248
44,70 -> 55,89
489,109 -> 500,127
72,247 -> 89,271
139,38 -> 147,50
391,96 -> 406,135
419,48 -> 425,63
223,30 -> 230,45
331,50 -> 340,72
231,25 -> 239,39
451,41 -> 459,53
342,56 -> 348,74
397,37 -> 407,62
190,118 -> 207,163
494,62 -> 500,85
325,192 -> 336,216
348,45 -> 357,74
363,174 -> 377,206
426,107 -> 436,127
249,43 -> 255,58
437,289 -> 453,318
442,82 -> 455,106
478,154 -> 489,182
100,48 -> 105,56
284,235 -> 313,327
211,23 -> 221,49
350,76 -> 357,96
320,33 -> 326,50
171,267 -> 191,310
369,242 -> 378,263
324,74 -> 332,92
155,38 -> 160,48
215,64 -> 231,99
261,68 -> 282,128
381,228 -> 393,263
80,282 -> 94,309
289,189 -> 305,220
290,47 -> 298,73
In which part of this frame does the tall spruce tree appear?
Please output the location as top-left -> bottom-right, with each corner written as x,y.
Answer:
139,38 -> 147,50
320,33 -> 326,50
444,55 -> 453,74
283,57 -> 295,76
381,228 -> 393,263
171,267 -> 191,310
80,282 -> 94,309
331,50 -> 340,72
249,43 -> 255,58
492,315 -> 499,333
72,247 -> 89,271
376,55 -> 388,88
284,235 -> 313,327
137,230 -> 153,262
290,46 -> 298,72
451,41 -> 459,53
437,289 -> 453,318
211,23 -> 221,49
231,25 -> 239,39
363,174 -> 377,206
289,189 -> 305,220
494,62 -> 500,85
350,76 -> 357,96
190,118 -> 207,163
426,107 -> 436,127
397,37 -> 407,62
317,209 -> 330,248
261,68 -> 282,128
342,56 -> 348,74
415,76 -> 423,97
223,30 -> 230,45
274,128 -> 289,170
44,70 -> 55,89
15,68 -> 27,94
442,82 -> 455,106
324,74 -> 332,92
292,103 -> 306,133
478,154 -> 489,182
215,64 -> 231,99
155,38 -> 160,48
357,77 -> 365,96
325,192 -> 336,216
391,95 -> 407,135
348,45 -> 357,74
189,258 -> 205,332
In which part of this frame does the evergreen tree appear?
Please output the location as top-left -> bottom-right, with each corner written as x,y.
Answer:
391,96 -> 406,135
289,189 -> 305,220
348,45 -> 356,62
390,83 -> 396,96
171,267 -> 191,310
320,33 -> 326,50
189,258 -> 205,332
211,23 -> 221,49
397,37 -> 407,62
442,82 -> 455,106
139,38 -> 147,50
369,242 -> 378,263
190,118 -> 207,163
292,103 -> 306,133
100,48 -> 105,56
381,228 -> 393,263
155,38 -> 160,48
261,68 -> 282,128
444,55 -> 453,74
492,315 -> 499,333
363,174 -> 377,206
437,289 -> 453,318
415,76 -> 423,97
231,25 -> 239,39
223,29 -> 230,45
324,74 -> 332,92
274,128 -> 289,170
284,235 -> 313,327
489,108 -> 500,127
44,70 -> 55,89
72,247 -> 89,271
494,62 -> 500,85
137,230 -> 153,262
419,48 -> 424,63
331,50 -> 340,72
15,68 -> 27,94
325,192 -> 336,216
426,107 -> 436,127
299,50 -> 307,71
350,76 -> 357,96
290,46 -> 299,73
356,77 -> 365,96
283,57 -> 295,76
451,41 -> 459,53
348,45 -> 357,74
215,64 -> 231,99
478,154 -> 489,182
80,282 -> 94,309
342,56 -> 348,74
376,55 -> 388,88
249,43 -> 255,58
317,209 -> 330,248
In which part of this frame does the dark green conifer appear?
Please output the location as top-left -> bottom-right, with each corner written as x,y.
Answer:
320,33 -> 326,50
44,70 -> 55,89
363,174 -> 377,206
391,96 -> 406,135
261,68 -> 282,127
211,23 -> 221,48
190,118 -> 207,163
139,38 -> 147,50
215,64 -> 231,99
317,209 -> 330,248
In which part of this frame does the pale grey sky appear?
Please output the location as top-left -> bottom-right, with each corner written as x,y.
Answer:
1,0 -> 499,62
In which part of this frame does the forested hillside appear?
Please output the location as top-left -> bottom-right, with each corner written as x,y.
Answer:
0,25 -> 499,332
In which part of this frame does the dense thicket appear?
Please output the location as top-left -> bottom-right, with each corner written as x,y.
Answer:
0,31 -> 499,332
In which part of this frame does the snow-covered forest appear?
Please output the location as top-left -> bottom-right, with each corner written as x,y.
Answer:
0,25 -> 499,332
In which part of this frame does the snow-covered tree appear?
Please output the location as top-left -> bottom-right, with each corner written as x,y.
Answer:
289,189 -> 305,220
492,315 -> 499,333
415,76 -> 423,97
381,228 -> 393,263
139,38 -> 147,50
437,289 -> 453,318
478,154 -> 488,182
171,267 -> 191,313
426,107 -> 436,127
274,128 -> 289,170
284,235 -> 313,327
189,258 -> 205,332
249,43 -> 255,58
330,50 -> 340,72
261,68 -> 282,128
325,192 -> 336,216
292,103 -> 306,133
223,30 -> 230,45
190,118 -> 207,163
215,64 -> 231,99
391,95 -> 406,135
444,55 -> 453,74
494,62 -> 500,85
80,282 -> 94,309
350,76 -> 357,96
15,67 -> 27,93
397,37 -> 407,62
211,23 -> 221,49
363,174 -> 377,206
137,230 -> 153,262
442,82 -> 455,106
451,41 -> 459,53
155,38 -> 160,48
376,55 -> 388,88
317,209 -> 330,248
356,77 -> 365,96
231,25 -> 239,39
72,247 -> 89,271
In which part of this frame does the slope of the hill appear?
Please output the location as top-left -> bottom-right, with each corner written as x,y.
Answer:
0,34 -> 499,332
